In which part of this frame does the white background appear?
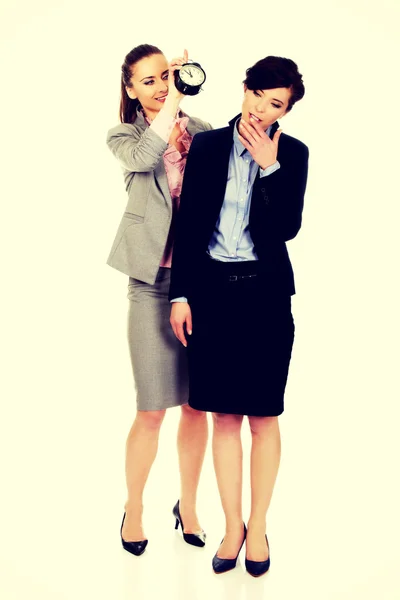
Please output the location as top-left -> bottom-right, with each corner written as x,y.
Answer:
1,0 -> 399,598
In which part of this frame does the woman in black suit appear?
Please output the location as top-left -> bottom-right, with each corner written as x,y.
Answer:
169,56 -> 309,576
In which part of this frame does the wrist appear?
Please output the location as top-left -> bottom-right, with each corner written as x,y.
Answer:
164,94 -> 181,117
260,160 -> 275,170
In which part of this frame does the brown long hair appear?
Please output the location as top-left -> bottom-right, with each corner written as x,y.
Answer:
120,44 -> 163,123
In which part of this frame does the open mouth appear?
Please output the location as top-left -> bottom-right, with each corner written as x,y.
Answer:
156,95 -> 167,102
249,113 -> 261,122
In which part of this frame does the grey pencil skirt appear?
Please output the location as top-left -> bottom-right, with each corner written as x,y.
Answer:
127,267 -> 189,411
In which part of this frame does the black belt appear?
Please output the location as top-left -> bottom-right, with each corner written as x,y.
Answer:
227,273 -> 258,282
203,253 -> 261,282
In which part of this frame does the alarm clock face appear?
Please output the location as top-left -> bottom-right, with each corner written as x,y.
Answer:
179,64 -> 205,86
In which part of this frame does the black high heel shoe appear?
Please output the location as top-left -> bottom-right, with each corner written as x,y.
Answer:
120,513 -> 148,556
245,534 -> 270,577
212,523 -> 247,574
172,500 -> 206,547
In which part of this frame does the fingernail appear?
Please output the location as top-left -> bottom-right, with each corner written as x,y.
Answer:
188,330 -> 192,335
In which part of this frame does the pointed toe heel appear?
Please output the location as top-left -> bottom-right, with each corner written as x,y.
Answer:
120,513 -> 148,556
245,534 -> 270,577
172,500 -> 206,547
212,523 -> 247,574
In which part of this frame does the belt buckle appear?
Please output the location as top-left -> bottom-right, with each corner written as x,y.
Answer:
228,275 -> 238,282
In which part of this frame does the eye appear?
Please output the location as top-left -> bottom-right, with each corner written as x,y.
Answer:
162,73 -> 169,80
272,103 -> 282,109
144,80 -> 154,85
253,90 -> 261,97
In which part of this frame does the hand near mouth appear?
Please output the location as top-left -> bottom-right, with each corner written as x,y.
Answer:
238,118 -> 282,170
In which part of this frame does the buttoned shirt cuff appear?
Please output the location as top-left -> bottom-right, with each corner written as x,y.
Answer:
170,297 -> 188,303
260,161 -> 280,177
150,109 -> 176,143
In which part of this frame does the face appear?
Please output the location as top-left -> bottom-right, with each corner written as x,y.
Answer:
126,53 -> 169,120
241,85 -> 291,130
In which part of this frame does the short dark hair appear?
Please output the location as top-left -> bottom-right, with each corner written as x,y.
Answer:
243,56 -> 305,112
120,44 -> 163,123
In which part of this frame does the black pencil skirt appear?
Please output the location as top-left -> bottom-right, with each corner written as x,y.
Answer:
186,255 -> 295,416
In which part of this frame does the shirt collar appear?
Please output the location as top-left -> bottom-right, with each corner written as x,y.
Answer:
233,116 -> 272,157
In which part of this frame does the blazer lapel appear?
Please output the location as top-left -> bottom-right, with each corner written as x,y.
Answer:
206,121 -> 236,217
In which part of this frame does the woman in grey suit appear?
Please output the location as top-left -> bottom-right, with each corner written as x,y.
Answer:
106,44 -> 212,555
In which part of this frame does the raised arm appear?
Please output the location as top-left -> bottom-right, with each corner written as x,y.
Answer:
106,107 -> 178,173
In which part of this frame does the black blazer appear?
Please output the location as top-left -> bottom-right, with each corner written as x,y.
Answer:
169,114 -> 309,300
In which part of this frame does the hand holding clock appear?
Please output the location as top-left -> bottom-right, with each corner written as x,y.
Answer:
163,50 -> 206,117
238,119 -> 282,170
162,49 -> 189,117
167,49 -> 189,100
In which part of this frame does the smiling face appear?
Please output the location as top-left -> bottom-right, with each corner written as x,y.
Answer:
241,85 -> 292,130
125,53 -> 170,121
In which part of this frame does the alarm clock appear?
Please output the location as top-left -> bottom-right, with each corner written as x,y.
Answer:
174,61 -> 206,96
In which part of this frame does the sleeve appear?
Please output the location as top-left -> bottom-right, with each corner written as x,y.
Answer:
149,109 -> 176,142
262,144 -> 309,241
106,123 -> 168,173
260,161 -> 280,177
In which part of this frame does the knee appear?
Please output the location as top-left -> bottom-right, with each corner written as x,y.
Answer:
181,403 -> 207,421
248,415 -> 279,436
212,412 -> 243,433
135,409 -> 166,431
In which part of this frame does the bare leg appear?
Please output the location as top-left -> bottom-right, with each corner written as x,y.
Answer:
246,415 -> 281,561
177,404 -> 209,533
122,409 -> 166,541
212,412 -> 245,558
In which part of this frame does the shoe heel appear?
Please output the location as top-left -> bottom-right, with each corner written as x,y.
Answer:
172,500 -> 206,547
212,523 -> 247,574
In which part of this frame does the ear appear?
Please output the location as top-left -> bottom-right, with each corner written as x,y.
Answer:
243,83 -> 247,93
125,85 -> 137,100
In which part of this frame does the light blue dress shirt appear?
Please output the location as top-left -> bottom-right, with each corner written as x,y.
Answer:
208,119 -> 279,262
171,118 -> 280,303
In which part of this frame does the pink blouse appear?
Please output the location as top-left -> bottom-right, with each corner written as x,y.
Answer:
143,109 -> 193,268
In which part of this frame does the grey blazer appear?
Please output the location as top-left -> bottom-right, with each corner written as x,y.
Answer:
106,109 -> 212,284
